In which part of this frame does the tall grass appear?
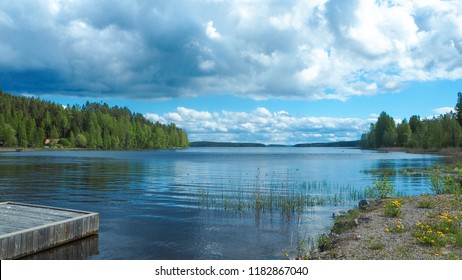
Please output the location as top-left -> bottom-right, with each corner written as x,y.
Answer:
196,174 -> 364,214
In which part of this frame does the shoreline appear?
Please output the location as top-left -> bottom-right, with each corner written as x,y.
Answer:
309,147 -> 462,260
311,194 -> 462,260
376,147 -> 462,163
0,147 -> 188,153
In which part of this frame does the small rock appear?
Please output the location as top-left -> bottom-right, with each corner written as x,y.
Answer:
354,235 -> 361,240
359,215 -> 371,223
440,249 -> 449,256
354,218 -> 359,226
358,199 -> 368,209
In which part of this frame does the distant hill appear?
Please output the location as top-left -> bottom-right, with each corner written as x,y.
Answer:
189,141 -> 266,147
190,140 -> 360,148
294,140 -> 361,148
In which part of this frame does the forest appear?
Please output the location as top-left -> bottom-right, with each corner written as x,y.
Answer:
361,92 -> 462,150
0,90 -> 189,149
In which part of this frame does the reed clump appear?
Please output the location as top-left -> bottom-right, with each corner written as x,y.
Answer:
197,176 -> 364,214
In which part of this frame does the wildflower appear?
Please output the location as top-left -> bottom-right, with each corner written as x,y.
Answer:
435,253 -> 440,257
284,253 -> 289,257
431,240 -> 435,243
385,228 -> 390,233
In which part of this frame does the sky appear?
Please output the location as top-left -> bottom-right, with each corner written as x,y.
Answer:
0,0 -> 461,145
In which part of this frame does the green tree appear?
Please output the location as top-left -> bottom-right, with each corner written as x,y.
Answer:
0,124 -> 17,147
396,119 -> 412,147
75,133 -> 87,148
375,112 -> 397,147
0,91 -> 189,149
409,115 -> 421,134
455,92 -> 462,126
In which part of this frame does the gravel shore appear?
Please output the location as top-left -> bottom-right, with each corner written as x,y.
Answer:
312,194 -> 462,260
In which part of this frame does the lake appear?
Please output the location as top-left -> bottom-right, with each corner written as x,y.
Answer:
0,147 -> 442,259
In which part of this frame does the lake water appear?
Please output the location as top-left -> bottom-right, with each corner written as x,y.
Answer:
0,147 -> 442,259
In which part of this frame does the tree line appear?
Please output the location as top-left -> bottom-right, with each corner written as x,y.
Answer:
0,90 -> 189,149
361,92 -> 462,150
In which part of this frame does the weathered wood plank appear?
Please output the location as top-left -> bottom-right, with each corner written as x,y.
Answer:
0,202 -> 99,259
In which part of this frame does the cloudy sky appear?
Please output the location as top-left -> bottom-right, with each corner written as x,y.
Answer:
1,0 -> 461,144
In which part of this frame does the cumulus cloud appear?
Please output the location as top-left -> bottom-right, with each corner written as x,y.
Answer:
433,107 -> 454,115
0,0 -> 461,100
145,107 -> 370,144
205,21 -> 221,40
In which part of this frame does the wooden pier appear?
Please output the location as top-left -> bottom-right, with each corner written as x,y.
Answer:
0,202 -> 99,260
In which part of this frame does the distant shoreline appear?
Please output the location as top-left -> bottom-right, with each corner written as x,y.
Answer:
189,140 -> 361,148
377,147 -> 462,163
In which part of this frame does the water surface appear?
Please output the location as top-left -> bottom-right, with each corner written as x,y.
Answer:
0,147 -> 442,259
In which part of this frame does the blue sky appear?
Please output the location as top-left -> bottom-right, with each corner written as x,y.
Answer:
1,0 -> 461,144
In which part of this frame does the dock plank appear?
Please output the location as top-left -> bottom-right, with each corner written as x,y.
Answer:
0,202 -> 99,259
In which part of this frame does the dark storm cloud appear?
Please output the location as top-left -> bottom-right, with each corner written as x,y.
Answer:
0,0 -> 461,100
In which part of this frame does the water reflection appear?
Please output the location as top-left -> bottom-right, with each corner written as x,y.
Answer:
0,148 -> 443,259
22,235 -> 99,260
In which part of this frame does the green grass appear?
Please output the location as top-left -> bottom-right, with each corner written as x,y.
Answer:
417,199 -> 435,209
368,242 -> 385,250
383,200 -> 403,217
413,211 -> 462,248
331,209 -> 361,234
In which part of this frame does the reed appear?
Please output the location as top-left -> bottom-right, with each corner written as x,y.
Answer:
196,174 -> 364,214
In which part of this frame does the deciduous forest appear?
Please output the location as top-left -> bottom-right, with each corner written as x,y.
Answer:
0,90 -> 189,149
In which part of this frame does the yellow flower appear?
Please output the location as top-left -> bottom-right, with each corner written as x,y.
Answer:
431,240 -> 435,243
284,253 -> 289,257
385,228 -> 390,233
435,253 -> 440,257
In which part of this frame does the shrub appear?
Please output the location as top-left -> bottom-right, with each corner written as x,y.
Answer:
430,169 -> 462,195
365,176 -> 395,199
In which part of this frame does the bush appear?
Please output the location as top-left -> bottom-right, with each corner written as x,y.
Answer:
365,177 -> 395,199
430,170 -> 462,195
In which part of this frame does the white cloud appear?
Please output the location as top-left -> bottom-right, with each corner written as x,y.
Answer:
198,59 -> 216,71
206,20 -> 221,39
0,0 -> 461,101
145,107 -> 369,144
433,107 -> 454,115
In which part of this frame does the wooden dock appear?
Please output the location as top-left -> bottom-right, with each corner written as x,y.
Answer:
0,202 -> 99,260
